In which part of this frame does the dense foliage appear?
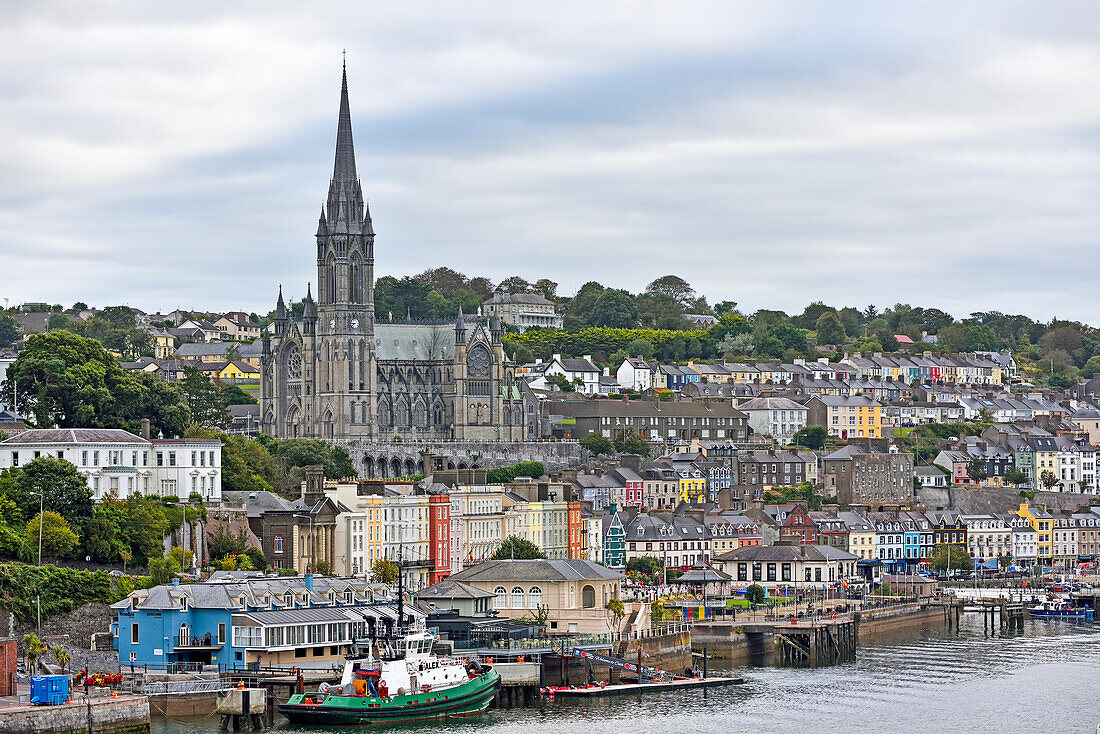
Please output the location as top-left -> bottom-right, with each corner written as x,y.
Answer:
485,461 -> 545,484
490,535 -> 546,560
3,331 -> 190,434
0,563 -> 112,622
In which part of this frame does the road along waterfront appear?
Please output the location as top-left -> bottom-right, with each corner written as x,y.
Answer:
151,615 -> 1098,734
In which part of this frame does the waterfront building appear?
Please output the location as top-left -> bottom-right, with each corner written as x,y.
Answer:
447,484 -> 505,573
111,574 -> 402,669
601,508 -> 627,567
899,510 -> 934,566
1016,503 -> 1054,562
624,513 -> 711,569
446,559 -> 623,635
928,512 -> 968,552
713,543 -> 859,592
1073,513 -> 1100,561
1002,513 -> 1037,566
870,513 -> 905,571
809,513 -> 850,551
960,514 -> 1012,565
0,428 -> 222,502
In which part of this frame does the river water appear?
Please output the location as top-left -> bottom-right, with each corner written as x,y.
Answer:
153,615 -> 1099,734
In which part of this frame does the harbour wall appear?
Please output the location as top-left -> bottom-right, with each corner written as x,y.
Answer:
0,695 -> 150,734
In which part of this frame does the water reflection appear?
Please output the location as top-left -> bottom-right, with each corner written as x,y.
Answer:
153,616 -> 1099,734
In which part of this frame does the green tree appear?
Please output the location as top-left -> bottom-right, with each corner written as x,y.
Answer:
371,558 -> 399,584
626,556 -> 663,583
179,367 -> 231,430
605,597 -> 626,633
792,426 -> 827,450
532,278 -> 558,301
645,275 -> 697,309
717,332 -> 754,357
1039,470 -> 1059,490
207,525 -> 249,559
967,459 -> 988,483
929,543 -> 973,573
22,633 -> 45,670
50,645 -> 71,673
1003,468 -> 1028,487
23,512 -> 79,560
47,314 -> 71,332
579,433 -> 614,456
626,338 -> 655,360
168,546 -> 195,571
223,385 -> 258,405
612,432 -> 651,457
744,584 -> 767,606
71,305 -> 151,359
149,556 -> 181,586
591,290 -> 638,329
490,535 -> 546,560
16,457 -> 95,535
814,311 -> 846,346
4,331 -> 190,435
244,546 -> 268,571
0,315 -> 21,349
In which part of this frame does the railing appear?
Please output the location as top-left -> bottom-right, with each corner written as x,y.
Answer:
143,679 -> 246,696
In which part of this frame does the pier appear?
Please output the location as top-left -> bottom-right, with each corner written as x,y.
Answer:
740,618 -> 858,666
942,599 -> 1027,632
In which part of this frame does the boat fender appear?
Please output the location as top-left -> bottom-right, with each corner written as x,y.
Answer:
396,687 -> 407,697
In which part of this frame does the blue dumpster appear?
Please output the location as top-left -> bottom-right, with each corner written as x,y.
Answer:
30,674 -> 69,705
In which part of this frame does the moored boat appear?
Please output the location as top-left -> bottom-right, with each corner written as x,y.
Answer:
279,630 -> 500,726
1027,600 -> 1094,621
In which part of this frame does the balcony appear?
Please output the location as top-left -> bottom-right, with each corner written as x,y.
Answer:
174,633 -> 221,650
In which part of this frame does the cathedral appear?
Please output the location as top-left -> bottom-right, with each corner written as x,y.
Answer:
260,65 -> 532,445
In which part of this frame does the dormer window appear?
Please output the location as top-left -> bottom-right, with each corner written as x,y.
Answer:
284,592 -> 294,607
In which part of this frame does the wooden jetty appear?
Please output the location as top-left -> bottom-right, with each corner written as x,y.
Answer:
740,618 -> 858,666
942,599 -> 1027,632
544,676 -> 743,696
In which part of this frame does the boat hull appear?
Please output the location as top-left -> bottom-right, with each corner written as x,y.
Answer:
1028,609 -> 1094,620
279,669 -> 500,726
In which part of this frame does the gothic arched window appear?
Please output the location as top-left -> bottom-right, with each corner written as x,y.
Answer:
349,252 -> 362,303
395,399 -> 409,427
467,346 -> 491,378
377,400 -> 391,428
413,400 -> 427,428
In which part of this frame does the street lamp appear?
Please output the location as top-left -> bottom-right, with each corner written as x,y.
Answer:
294,513 -> 315,573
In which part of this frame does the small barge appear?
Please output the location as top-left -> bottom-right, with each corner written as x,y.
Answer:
542,675 -> 743,696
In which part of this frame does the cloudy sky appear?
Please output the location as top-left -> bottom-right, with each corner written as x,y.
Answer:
1,2 -> 1099,322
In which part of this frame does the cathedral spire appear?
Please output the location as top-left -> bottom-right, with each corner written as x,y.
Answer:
333,60 -> 357,184
276,285 -> 286,320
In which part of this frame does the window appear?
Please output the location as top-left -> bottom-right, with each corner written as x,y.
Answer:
218,623 -> 226,645
511,586 -> 524,609
529,586 -> 542,608
495,587 -> 507,608
131,623 -> 139,644
273,535 -> 284,554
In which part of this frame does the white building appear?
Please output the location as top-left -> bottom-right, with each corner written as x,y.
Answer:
0,429 -> 222,502
481,293 -> 562,332
960,514 -> 1012,563
447,485 -> 505,575
736,397 -> 808,444
615,358 -> 653,393
1004,514 -> 1037,566
544,355 -> 601,395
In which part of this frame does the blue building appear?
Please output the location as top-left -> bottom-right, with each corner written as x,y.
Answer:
112,572 -> 412,670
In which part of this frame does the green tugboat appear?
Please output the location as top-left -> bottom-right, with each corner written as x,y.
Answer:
279,629 -> 500,725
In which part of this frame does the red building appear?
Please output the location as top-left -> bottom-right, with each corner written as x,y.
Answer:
767,503 -> 819,544
0,639 -> 15,697
428,493 -> 451,584
567,501 -> 585,559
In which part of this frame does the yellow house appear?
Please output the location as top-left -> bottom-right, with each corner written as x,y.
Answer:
1017,503 -> 1054,561
678,472 -> 707,504
151,331 -> 175,359
217,361 -> 261,381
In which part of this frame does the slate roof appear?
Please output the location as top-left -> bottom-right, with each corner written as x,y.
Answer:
448,559 -> 622,582
417,579 -> 495,600
1,428 -> 146,445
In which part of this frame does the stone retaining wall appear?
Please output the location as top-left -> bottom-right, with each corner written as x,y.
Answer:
0,695 -> 149,734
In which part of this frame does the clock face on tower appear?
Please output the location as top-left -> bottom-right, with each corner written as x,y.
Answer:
351,319 -> 359,329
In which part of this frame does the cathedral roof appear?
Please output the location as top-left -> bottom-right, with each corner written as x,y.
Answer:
374,323 -> 484,362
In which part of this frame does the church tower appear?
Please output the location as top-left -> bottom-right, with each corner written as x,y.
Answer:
313,61 -> 376,439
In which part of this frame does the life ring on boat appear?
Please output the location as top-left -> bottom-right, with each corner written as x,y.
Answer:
831,611 -> 837,619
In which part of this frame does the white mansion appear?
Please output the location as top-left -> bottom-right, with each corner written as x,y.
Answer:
0,428 -> 222,502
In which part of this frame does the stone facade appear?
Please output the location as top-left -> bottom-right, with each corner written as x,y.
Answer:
260,65 -> 531,448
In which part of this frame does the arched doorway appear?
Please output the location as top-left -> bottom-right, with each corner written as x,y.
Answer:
581,585 -> 596,609
404,459 -> 416,476
390,457 -> 401,477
